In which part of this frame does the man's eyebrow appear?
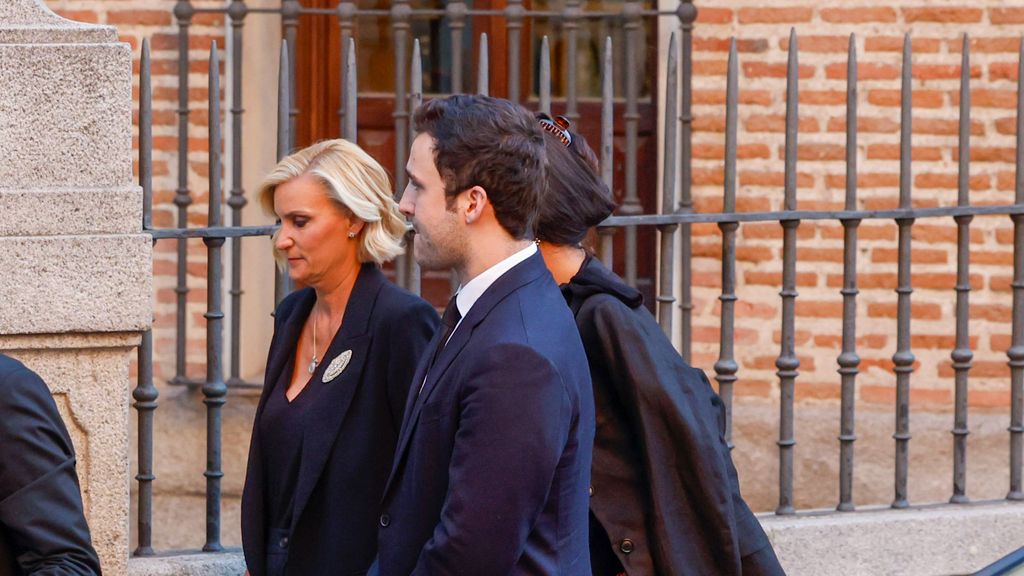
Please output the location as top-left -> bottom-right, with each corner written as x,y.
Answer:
405,168 -> 421,185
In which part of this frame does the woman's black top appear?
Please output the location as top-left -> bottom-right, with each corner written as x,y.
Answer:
561,255 -> 784,576
258,354 -> 322,533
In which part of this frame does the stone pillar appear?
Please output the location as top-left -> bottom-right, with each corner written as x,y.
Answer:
0,2 -> 151,574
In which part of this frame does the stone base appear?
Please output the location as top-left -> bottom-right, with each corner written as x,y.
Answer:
762,500 -> 1024,576
123,501 -> 1024,576
127,551 -> 245,576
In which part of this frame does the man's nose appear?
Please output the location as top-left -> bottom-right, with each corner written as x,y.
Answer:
398,193 -> 414,217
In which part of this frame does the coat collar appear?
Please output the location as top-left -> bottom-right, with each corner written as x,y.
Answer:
561,255 -> 643,315
384,252 -> 548,498
262,264 -> 384,392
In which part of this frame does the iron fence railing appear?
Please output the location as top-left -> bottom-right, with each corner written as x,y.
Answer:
131,0 -> 1024,560
136,0 -> 693,554
164,0 -> 685,394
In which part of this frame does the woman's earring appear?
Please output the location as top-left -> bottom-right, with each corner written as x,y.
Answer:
348,232 -> 356,239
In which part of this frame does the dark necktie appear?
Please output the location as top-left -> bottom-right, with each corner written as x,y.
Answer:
431,295 -> 462,367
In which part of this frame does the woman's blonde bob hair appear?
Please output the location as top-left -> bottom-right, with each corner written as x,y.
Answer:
258,139 -> 407,265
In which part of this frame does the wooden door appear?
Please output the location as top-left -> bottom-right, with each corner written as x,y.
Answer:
293,0 -> 659,307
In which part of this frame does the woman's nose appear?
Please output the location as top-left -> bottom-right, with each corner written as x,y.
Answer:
275,231 -> 293,250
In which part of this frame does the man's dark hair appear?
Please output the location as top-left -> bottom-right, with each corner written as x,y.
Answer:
412,95 -> 546,240
536,128 -> 616,246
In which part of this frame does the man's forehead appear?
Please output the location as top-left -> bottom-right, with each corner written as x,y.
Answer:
409,134 -> 440,174
411,132 -> 437,155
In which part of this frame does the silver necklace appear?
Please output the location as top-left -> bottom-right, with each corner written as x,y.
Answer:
308,309 -> 320,374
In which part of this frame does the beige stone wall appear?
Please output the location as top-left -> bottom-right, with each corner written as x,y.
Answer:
39,0 -> 276,553
0,2 -> 151,574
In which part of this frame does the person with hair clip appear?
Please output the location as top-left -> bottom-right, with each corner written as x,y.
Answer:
240,139 -> 439,576
534,114 -> 785,576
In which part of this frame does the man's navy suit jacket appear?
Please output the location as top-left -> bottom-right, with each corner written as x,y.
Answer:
375,252 -> 595,576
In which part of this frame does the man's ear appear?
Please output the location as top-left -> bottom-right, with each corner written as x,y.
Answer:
463,185 -> 489,225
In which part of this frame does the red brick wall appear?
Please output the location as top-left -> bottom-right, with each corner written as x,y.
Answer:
689,2 -> 1021,412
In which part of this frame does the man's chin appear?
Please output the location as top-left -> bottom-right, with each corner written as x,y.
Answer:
412,247 -> 434,269
413,253 -> 449,272
414,258 -> 443,271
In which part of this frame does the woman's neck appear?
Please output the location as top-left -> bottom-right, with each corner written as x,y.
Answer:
312,260 -> 361,320
537,241 -> 587,285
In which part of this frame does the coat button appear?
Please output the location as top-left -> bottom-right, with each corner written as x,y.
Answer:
379,513 -> 391,527
619,539 -> 634,555
588,485 -> 594,497
279,536 -> 289,549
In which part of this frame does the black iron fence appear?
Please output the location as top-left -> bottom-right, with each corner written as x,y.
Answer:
131,0 -> 1024,559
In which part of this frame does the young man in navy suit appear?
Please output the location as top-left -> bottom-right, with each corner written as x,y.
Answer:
372,95 -> 595,575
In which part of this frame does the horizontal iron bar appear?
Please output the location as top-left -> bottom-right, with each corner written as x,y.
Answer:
599,204 -> 1024,227
194,6 -> 678,19
170,376 -> 264,390
146,204 -> 1023,240
148,225 -> 277,240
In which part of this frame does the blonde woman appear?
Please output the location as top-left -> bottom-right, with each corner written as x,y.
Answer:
241,139 -> 438,576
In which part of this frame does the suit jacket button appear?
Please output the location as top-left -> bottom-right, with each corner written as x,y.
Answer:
588,485 -> 594,497
379,513 -> 391,528
619,539 -> 634,555
279,536 -> 289,549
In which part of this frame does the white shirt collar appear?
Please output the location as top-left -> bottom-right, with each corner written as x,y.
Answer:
455,243 -> 537,320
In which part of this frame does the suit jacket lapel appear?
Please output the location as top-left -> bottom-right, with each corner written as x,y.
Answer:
411,324 -> 471,411
289,264 -> 384,532
262,289 -> 316,412
395,335 -> 438,443
384,253 -> 548,497
384,320 -> 472,495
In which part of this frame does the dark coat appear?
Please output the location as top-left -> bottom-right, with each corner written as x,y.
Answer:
0,355 -> 101,576
562,256 -> 783,576
241,264 -> 439,576
374,252 -> 595,576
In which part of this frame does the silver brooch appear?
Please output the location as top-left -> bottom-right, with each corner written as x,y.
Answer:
322,350 -> 352,384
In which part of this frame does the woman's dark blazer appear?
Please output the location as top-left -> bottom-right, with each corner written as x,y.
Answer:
562,256 -> 783,576
241,263 -> 439,576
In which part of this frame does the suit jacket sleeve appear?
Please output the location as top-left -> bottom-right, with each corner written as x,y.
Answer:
0,364 -> 101,576
412,344 -> 572,575
383,299 -> 440,431
583,296 -> 743,576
